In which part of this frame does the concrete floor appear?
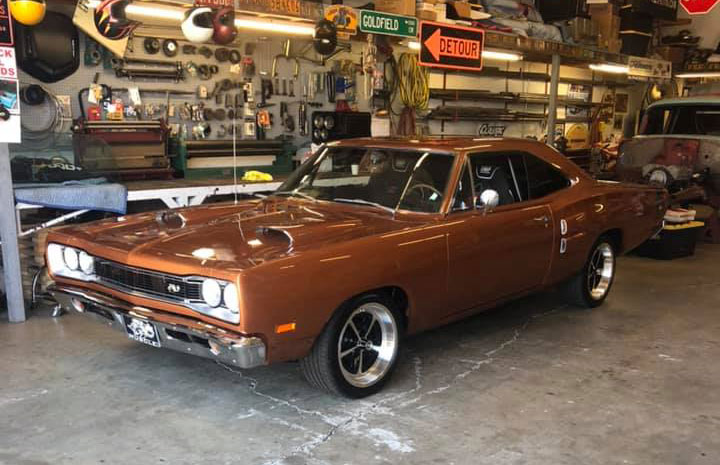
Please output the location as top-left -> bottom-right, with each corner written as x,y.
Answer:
2,245 -> 720,465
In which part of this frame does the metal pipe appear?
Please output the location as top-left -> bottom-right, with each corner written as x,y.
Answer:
546,54 -> 561,145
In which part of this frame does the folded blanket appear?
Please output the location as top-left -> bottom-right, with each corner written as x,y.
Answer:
14,179 -> 128,214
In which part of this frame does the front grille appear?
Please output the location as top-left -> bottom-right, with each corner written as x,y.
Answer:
94,259 -> 202,304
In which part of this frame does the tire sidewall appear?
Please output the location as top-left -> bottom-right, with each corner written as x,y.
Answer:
327,293 -> 402,398
582,239 -> 616,308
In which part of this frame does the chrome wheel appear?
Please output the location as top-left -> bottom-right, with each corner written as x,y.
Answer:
587,243 -> 614,301
337,303 -> 398,388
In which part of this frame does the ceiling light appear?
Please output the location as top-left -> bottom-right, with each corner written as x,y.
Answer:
590,63 -> 630,74
125,4 -> 185,22
234,18 -> 315,36
675,71 -> 720,78
483,50 -> 523,61
407,42 -> 522,61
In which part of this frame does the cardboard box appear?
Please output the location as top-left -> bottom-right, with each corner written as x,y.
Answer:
655,45 -> 686,65
375,0 -> 415,16
590,3 -> 620,49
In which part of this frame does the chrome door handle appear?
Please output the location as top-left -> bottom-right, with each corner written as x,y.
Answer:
533,215 -> 550,224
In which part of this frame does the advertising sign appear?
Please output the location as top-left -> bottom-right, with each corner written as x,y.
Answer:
628,56 -> 672,80
325,5 -> 358,38
0,0 -> 13,46
358,10 -> 418,38
0,46 -> 21,143
419,21 -> 484,72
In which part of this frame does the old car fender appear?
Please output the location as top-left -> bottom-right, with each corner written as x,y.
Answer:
238,227 -> 450,363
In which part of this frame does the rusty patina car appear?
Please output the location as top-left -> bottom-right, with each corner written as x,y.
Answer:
619,96 -> 720,192
47,137 -> 667,397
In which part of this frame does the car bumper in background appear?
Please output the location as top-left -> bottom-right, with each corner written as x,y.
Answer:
50,285 -> 266,369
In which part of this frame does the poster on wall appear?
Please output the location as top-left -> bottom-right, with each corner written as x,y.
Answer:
0,46 -> 20,143
566,84 -> 591,120
0,0 -> 13,46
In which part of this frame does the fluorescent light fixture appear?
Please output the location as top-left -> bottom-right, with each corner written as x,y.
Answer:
589,63 -> 630,74
675,71 -> 720,78
125,4 -> 185,22
234,17 -> 315,36
483,50 -> 523,61
407,41 -> 522,61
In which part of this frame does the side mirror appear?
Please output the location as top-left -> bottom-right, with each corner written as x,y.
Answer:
477,189 -> 500,213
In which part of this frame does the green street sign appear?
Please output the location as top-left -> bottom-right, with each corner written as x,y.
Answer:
358,10 -> 418,38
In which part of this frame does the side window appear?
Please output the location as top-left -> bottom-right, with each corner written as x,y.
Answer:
523,154 -> 570,199
468,153 -> 524,206
452,162 -> 474,212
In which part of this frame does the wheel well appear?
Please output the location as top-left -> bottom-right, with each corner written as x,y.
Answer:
602,228 -> 624,253
345,286 -> 410,330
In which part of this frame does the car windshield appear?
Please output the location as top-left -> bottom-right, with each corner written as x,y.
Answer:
642,104 -> 720,136
276,146 -> 456,213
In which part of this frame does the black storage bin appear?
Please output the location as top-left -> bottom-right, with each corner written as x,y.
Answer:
620,6 -> 653,33
537,0 -> 588,21
621,31 -> 652,56
634,222 -> 703,260
624,0 -> 677,20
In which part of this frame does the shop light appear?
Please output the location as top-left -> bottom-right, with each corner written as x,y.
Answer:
125,3 -> 185,22
407,41 -> 522,61
675,71 -> 720,79
589,63 -> 630,74
234,17 -> 315,36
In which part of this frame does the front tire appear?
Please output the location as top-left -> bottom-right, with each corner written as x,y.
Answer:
564,238 -> 616,308
300,293 -> 401,398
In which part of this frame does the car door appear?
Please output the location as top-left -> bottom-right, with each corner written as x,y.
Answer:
445,151 -> 558,314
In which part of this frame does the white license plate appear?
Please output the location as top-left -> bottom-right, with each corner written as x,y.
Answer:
123,316 -> 161,348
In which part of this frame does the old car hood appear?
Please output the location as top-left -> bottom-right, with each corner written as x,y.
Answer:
60,200 -> 410,271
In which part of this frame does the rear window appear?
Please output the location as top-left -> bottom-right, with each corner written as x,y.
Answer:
642,105 -> 720,136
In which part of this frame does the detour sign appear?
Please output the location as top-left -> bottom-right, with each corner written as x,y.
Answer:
419,21 -> 484,72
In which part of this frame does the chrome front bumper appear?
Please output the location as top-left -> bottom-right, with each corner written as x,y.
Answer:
51,285 -> 266,369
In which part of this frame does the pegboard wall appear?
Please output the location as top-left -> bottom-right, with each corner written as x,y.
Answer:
12,26 -> 369,161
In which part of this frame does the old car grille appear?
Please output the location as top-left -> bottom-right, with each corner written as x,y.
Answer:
94,260 -> 202,303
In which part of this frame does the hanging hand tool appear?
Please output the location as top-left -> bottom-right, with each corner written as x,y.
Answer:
258,78 -> 275,108
289,80 -> 295,98
280,102 -> 295,132
326,71 -> 336,103
299,101 -> 308,137
281,79 -> 288,96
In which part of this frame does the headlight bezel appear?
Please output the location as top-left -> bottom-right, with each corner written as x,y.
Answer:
47,243 -> 96,282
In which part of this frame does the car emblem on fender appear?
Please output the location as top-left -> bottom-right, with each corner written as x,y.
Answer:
167,283 -> 181,294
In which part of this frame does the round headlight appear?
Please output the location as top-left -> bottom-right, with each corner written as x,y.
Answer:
223,283 -> 239,313
79,251 -> 94,275
202,279 -> 222,308
63,247 -> 79,271
47,243 -> 65,273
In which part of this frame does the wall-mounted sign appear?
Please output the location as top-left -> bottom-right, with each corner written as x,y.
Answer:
0,0 -> 14,46
0,46 -> 21,143
325,5 -> 358,38
195,0 -> 235,7
477,123 -> 507,137
628,56 -> 672,80
419,21 -> 484,72
236,0 -> 325,20
680,0 -> 719,14
358,10 -> 417,38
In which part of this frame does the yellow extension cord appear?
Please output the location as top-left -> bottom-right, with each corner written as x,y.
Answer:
393,53 -> 430,112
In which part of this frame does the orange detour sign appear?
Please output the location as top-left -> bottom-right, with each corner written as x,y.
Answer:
419,21 -> 484,72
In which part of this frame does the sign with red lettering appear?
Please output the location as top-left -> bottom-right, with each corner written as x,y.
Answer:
419,21 -> 484,72
195,0 -> 235,7
0,0 -> 14,46
680,0 -> 719,14
0,46 -> 21,142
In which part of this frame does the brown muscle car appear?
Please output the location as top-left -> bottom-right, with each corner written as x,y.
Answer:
47,137 -> 668,397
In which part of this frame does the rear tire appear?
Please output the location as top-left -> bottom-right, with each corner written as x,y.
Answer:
300,293 -> 401,398
564,238 -> 616,308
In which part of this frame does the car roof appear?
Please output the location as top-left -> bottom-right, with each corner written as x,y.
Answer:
331,136 -> 544,152
647,96 -> 720,109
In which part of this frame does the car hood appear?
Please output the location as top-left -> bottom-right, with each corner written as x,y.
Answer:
55,199 -> 412,273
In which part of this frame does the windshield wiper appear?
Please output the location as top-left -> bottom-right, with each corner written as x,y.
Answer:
332,198 -> 395,215
273,191 -> 317,202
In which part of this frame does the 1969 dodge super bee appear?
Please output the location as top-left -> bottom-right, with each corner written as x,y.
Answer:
48,137 -> 668,397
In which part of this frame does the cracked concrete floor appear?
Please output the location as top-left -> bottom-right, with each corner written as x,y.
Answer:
2,245 -> 720,465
